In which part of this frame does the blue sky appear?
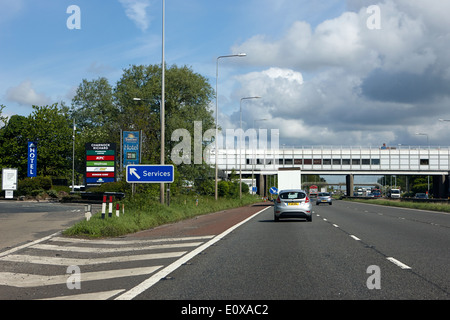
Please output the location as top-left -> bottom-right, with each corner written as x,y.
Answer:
1,0 -> 450,149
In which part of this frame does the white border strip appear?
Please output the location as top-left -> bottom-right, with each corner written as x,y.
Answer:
0,231 -> 61,258
115,206 -> 270,300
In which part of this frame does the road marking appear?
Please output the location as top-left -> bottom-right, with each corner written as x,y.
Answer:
50,235 -> 215,245
39,289 -> 125,300
0,266 -> 162,288
323,218 -> 327,221
31,242 -> 202,253
350,235 -> 361,241
0,231 -> 61,258
387,257 -> 411,270
115,206 -> 270,300
333,224 -> 339,228
0,251 -> 186,266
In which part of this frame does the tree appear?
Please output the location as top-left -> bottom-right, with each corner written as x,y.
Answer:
114,64 -> 216,192
0,104 -> 72,179
0,104 -> 8,128
27,104 -> 72,177
0,115 -> 29,178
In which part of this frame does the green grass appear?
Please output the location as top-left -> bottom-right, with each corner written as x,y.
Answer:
344,198 -> 450,213
62,194 -> 261,239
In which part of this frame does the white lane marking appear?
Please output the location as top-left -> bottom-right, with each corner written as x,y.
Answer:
387,257 -> 412,270
0,251 -> 186,266
31,242 -> 202,253
50,236 -> 215,245
333,224 -> 339,228
350,235 -> 361,241
115,206 -> 269,300
0,231 -> 61,258
39,289 -> 126,300
323,218 -> 327,221
0,266 -> 162,288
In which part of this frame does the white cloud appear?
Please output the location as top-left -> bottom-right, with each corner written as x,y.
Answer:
118,0 -> 152,32
6,80 -> 51,106
227,0 -> 450,146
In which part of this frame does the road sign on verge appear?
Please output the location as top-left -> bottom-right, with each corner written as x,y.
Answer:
126,165 -> 174,184
269,187 -> 278,195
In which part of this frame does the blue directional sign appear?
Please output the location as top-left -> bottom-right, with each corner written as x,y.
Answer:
269,187 -> 278,195
126,165 -> 174,184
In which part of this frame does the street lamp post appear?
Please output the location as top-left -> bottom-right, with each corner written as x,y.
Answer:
72,119 -> 76,193
240,96 -> 261,199
215,53 -> 246,201
161,0 -> 166,205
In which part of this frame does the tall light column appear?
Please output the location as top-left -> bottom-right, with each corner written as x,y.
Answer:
215,53 -> 246,200
160,0 -> 166,205
240,96 -> 261,199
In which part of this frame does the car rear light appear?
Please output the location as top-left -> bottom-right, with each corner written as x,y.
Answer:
276,196 -> 281,203
305,196 -> 310,203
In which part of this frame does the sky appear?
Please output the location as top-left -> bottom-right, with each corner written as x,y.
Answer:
1,0 -> 450,151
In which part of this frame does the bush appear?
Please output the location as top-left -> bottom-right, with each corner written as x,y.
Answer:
18,176 -> 52,196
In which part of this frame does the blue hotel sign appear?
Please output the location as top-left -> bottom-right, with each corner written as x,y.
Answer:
27,141 -> 37,177
123,131 -> 140,166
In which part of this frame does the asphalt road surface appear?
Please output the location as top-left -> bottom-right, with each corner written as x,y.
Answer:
0,201 -> 93,251
135,201 -> 449,300
0,200 -> 448,304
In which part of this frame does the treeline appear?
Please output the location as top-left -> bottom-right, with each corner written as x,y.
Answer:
0,64 -> 228,197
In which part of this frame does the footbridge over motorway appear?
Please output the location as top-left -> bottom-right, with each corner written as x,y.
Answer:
212,146 -> 450,198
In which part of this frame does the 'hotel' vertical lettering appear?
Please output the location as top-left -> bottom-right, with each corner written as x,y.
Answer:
27,141 -> 37,177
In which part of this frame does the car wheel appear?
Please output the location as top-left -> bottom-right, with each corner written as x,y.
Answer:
307,215 -> 312,222
274,215 -> 279,222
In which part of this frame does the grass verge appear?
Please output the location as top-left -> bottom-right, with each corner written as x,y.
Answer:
344,198 -> 450,213
62,194 -> 262,239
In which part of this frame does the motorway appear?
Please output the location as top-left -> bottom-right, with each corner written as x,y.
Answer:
0,200 -> 448,302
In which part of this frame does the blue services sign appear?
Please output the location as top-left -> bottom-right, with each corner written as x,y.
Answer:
27,141 -> 37,177
126,165 -> 174,184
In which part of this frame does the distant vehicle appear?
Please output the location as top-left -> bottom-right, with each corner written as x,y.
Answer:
274,189 -> 312,222
316,192 -> 332,205
371,189 -> 382,197
309,185 -> 319,197
414,193 -> 428,199
388,189 -> 401,198
366,193 -> 375,198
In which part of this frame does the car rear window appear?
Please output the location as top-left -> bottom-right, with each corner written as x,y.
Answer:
279,192 -> 306,200
319,192 -> 330,196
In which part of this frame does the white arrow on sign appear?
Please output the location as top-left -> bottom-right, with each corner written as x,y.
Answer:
129,168 -> 141,180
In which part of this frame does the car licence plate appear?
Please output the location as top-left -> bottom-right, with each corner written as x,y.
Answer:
288,202 -> 299,206
321,200 -> 327,202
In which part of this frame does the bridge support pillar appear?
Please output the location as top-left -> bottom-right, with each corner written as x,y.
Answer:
256,174 -> 267,198
433,175 -> 449,199
346,174 -> 354,197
